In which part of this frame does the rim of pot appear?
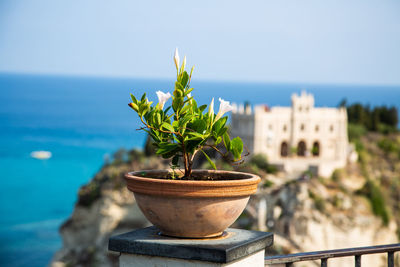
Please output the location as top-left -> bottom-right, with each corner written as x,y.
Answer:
124,169 -> 261,197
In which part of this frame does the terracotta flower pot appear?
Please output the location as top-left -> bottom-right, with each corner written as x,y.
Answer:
125,169 -> 261,238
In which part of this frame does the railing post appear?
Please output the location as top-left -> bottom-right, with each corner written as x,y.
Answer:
387,251 -> 394,267
108,226 -> 273,267
321,258 -> 328,267
355,255 -> 361,267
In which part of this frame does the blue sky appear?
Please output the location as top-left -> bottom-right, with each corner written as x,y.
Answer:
0,0 -> 399,85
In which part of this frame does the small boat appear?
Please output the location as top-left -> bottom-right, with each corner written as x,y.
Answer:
30,151 -> 52,160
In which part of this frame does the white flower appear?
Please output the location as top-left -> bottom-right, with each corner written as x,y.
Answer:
174,48 -> 180,70
187,92 -> 192,104
156,91 -> 172,109
215,98 -> 233,121
208,98 -> 214,118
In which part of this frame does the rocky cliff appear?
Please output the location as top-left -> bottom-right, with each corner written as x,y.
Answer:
51,150 -> 168,267
51,133 -> 400,267
247,176 -> 398,266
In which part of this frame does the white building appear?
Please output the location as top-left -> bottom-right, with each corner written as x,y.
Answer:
230,91 -> 350,177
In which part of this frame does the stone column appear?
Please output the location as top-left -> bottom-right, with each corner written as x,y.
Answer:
109,226 -> 273,267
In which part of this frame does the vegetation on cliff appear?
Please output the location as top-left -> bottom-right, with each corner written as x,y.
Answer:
341,100 -> 398,133
346,124 -> 400,237
340,101 -> 399,233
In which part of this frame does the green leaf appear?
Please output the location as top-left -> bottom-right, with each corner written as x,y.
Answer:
156,143 -> 180,155
141,93 -> 146,102
172,155 -> 180,166
164,106 -> 172,114
187,132 -> 204,139
223,132 -> 231,150
156,113 -> 162,125
220,116 -> 228,126
186,88 -> 194,96
180,104 -> 190,115
172,97 -> 183,112
179,114 -> 193,127
161,150 -> 177,159
175,82 -> 184,91
148,131 -> 160,142
216,136 -> 222,144
181,71 -> 189,88
162,122 -> 175,132
198,105 -> 207,113
130,94 -> 138,103
173,136 -> 181,143
191,119 -> 207,133
201,150 -> 216,170
138,103 -> 145,115
218,127 -> 228,136
184,139 -> 203,154
214,116 -> 228,133
191,99 -> 198,111
141,105 -> 150,117
230,137 -> 243,160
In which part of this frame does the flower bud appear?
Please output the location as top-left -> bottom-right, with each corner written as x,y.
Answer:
182,56 -> 186,71
128,102 -> 138,112
174,48 -> 180,71
208,98 -> 214,118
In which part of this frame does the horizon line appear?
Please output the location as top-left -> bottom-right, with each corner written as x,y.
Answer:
1,70 -> 400,88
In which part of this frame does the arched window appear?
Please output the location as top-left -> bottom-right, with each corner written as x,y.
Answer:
283,125 -> 287,132
330,125 -> 334,132
315,125 -> 319,132
280,142 -> 289,157
300,124 -> 305,131
297,141 -> 306,156
312,141 -> 320,156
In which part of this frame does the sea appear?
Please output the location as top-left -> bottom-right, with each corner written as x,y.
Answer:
0,73 -> 399,266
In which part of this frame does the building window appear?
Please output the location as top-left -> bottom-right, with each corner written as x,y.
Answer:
330,125 -> 334,132
283,125 -> 287,132
268,124 -> 272,130
299,106 -> 302,112
315,125 -> 319,132
300,124 -> 305,131
312,141 -> 320,156
297,141 -> 306,157
280,142 -> 289,157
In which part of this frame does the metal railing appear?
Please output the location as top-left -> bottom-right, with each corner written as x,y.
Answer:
265,243 -> 400,267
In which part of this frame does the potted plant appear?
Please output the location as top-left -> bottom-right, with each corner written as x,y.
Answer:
126,49 -> 261,238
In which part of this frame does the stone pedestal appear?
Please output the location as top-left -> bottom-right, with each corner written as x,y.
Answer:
109,226 -> 273,267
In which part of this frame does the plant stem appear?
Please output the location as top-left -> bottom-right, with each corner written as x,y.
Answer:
181,140 -> 191,177
186,153 -> 192,177
183,153 -> 192,177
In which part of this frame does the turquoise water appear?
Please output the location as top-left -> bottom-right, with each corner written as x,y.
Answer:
0,73 -> 399,266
